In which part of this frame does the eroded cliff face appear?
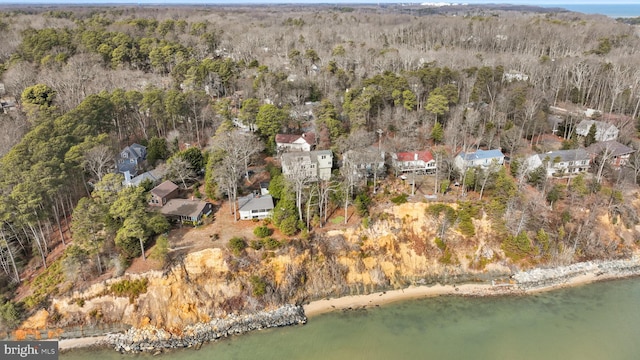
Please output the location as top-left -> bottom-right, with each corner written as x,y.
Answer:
50,249 -> 238,331
40,201 -> 636,333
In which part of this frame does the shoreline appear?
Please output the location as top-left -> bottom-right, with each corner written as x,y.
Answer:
303,269 -> 637,318
55,257 -> 640,353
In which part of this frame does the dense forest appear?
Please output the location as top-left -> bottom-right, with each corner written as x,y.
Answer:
1,4 -> 640,330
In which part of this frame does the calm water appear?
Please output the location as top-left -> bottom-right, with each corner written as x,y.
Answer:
547,4 -> 640,18
63,277 -> 640,360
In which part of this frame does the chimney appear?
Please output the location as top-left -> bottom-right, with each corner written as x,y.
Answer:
414,153 -> 418,161
124,170 -> 132,184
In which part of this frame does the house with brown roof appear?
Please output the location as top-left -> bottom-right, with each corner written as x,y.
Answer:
149,180 -> 179,207
275,132 -> 316,152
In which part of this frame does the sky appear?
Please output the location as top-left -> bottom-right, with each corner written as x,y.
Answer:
0,0 -> 637,5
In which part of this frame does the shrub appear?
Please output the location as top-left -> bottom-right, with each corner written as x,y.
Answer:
229,237 -> 247,256
439,248 -> 455,264
434,237 -> 446,251
109,278 -> 149,303
249,275 -> 267,297
502,231 -> 533,262
250,239 -> 264,250
0,300 -> 22,330
278,216 -> 298,236
23,260 -> 64,310
391,193 -> 408,205
263,237 -> 281,250
253,225 -> 271,238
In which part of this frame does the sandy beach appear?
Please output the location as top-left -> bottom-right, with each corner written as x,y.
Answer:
58,335 -> 107,352
303,283 -> 497,317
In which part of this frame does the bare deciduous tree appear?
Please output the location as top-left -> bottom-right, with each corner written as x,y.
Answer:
84,145 -> 114,182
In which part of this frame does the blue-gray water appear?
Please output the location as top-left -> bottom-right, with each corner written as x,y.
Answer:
546,4 -> 640,17
62,277 -> 640,360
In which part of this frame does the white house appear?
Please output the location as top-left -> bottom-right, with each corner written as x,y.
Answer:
503,70 -> 529,83
391,150 -> 436,174
454,149 -> 505,172
275,132 -> 316,152
575,120 -> 618,142
238,194 -> 274,220
281,150 -> 333,182
525,149 -> 591,178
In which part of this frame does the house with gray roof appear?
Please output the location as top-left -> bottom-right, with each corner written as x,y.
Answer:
159,199 -> 213,225
238,194 -> 274,220
586,140 -> 635,168
123,165 -> 166,187
454,149 -> 505,172
116,143 -> 147,175
525,149 -> 591,178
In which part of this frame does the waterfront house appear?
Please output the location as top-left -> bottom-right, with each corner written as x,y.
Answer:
159,199 -> 213,225
391,150 -> 435,175
238,194 -> 274,220
454,149 -> 505,172
525,149 -> 591,178
344,146 -> 386,178
586,140 -> 635,168
281,150 -> 333,182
